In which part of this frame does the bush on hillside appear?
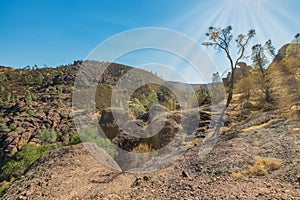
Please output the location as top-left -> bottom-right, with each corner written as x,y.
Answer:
38,128 -> 57,143
76,126 -> 118,157
0,143 -> 51,181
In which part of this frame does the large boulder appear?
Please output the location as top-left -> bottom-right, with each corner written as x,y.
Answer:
148,104 -> 168,119
144,113 -> 180,149
99,107 -> 129,139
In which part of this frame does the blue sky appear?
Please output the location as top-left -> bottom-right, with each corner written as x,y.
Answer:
0,0 -> 299,83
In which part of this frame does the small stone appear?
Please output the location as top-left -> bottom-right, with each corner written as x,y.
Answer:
143,176 -> 149,181
182,171 -> 189,178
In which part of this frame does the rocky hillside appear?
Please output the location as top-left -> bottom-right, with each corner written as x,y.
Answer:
0,60 -> 212,195
0,61 -> 136,166
2,110 -> 300,199
1,43 -> 300,199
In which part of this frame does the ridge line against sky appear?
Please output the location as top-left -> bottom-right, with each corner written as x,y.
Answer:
0,0 -> 299,83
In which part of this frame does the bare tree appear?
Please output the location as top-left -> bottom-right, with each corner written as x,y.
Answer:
202,26 -> 255,111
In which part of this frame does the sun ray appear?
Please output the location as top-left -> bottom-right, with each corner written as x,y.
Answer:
165,0 -> 298,82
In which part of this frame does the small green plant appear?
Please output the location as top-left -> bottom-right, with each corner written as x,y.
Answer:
31,93 -> 38,101
11,94 -> 15,104
0,86 -> 4,93
25,90 -> 32,104
26,109 -> 35,116
38,128 -> 57,143
6,92 -> 11,102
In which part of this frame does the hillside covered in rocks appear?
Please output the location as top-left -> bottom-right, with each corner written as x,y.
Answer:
0,42 -> 300,199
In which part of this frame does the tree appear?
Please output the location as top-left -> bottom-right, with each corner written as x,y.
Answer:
202,26 -> 255,111
212,72 -> 221,83
236,76 -> 252,105
251,40 -> 276,103
292,33 -> 300,44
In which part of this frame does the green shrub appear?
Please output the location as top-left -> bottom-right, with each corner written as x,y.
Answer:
6,92 -> 11,102
0,181 -> 12,196
3,101 -> 9,107
130,98 -> 146,116
0,121 -> 10,134
25,90 -> 32,104
68,133 -> 82,145
9,123 -> 17,131
0,143 -> 51,181
0,160 -> 24,180
31,93 -> 38,101
77,126 -> 117,157
38,128 -> 57,143
26,109 -> 35,116
0,86 -> 4,93
142,92 -> 159,111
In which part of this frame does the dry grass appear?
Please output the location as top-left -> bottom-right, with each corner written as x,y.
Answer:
241,119 -> 276,132
186,138 -> 202,147
131,143 -> 153,153
231,157 -> 283,179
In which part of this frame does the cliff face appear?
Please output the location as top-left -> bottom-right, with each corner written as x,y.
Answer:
222,62 -> 251,87
273,43 -> 290,62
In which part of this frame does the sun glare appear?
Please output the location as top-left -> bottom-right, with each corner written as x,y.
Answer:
168,0 -> 299,80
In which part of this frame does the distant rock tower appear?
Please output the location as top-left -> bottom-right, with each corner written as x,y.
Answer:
222,62 -> 251,87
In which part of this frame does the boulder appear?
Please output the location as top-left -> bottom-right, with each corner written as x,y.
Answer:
144,114 -> 179,149
149,104 -> 168,119
112,131 -> 140,151
99,107 -> 129,139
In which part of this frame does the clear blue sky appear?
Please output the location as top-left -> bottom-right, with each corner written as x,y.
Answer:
0,0 -> 299,82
